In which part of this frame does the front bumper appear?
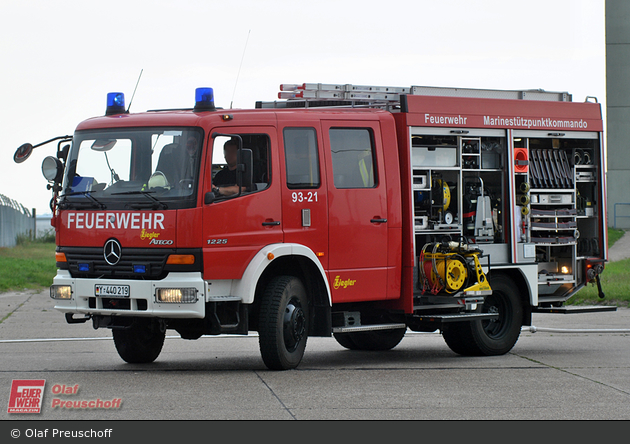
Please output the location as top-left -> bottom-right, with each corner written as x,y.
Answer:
51,270 -> 206,319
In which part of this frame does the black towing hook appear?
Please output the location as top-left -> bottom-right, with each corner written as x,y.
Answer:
65,313 -> 90,324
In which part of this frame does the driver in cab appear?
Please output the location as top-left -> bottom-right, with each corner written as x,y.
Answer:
212,138 -> 240,197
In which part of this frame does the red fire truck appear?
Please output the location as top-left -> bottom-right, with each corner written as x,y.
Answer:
14,82 -> 613,370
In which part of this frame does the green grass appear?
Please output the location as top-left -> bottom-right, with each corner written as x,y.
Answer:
570,258 -> 630,307
568,227 -> 630,307
0,229 -> 628,307
0,240 -> 57,292
607,228 -> 625,249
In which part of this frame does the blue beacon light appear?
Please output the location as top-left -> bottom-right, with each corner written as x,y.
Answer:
133,264 -> 146,274
106,92 -> 126,116
194,87 -> 216,112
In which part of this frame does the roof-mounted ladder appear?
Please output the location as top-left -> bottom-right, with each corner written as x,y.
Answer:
255,82 -> 573,110
256,83 -> 407,110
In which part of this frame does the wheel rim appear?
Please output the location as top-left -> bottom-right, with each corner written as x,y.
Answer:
482,292 -> 511,339
283,297 -> 306,353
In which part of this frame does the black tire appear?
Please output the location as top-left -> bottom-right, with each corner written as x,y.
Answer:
350,328 -> 407,351
334,328 -> 406,351
112,318 -> 166,364
443,275 -> 523,356
258,276 -> 309,370
333,332 -> 360,350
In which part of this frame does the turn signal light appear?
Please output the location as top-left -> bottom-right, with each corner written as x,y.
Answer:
166,254 -> 195,265
56,252 -> 67,262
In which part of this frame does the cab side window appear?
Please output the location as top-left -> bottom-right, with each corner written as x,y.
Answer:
211,133 -> 271,195
329,128 -> 376,189
284,127 -> 320,189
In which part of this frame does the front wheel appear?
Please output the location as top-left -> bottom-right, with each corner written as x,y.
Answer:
112,318 -> 166,363
442,275 -> 523,356
258,276 -> 309,370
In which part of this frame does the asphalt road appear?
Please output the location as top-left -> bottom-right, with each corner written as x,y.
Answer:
1,289 -> 629,422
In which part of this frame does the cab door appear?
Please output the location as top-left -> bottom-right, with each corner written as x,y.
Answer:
322,120 -> 389,303
202,127 -> 283,279
280,125 -> 329,269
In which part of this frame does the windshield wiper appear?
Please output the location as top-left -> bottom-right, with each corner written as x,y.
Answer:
59,191 -> 106,209
112,190 -> 168,210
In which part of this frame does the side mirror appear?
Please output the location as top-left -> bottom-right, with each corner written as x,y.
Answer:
42,156 -> 64,184
14,143 -> 33,163
237,148 -> 253,192
204,191 -> 216,205
13,135 -> 73,164
58,144 -> 70,161
91,139 -> 117,151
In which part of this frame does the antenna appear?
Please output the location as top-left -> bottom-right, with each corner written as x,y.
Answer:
126,69 -> 144,113
230,30 -> 251,109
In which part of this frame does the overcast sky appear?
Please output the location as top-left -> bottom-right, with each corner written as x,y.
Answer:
0,0 -> 605,216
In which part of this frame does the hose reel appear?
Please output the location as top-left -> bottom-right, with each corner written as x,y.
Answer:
423,256 -> 467,293
418,240 -> 491,296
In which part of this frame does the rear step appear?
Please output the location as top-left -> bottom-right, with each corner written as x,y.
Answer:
532,305 -> 617,314
332,312 -> 499,334
412,312 -> 499,325
332,323 -> 407,334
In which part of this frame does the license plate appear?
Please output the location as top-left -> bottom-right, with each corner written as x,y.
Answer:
95,285 -> 130,297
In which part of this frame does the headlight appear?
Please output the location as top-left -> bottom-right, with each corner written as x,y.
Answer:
50,285 -> 72,300
155,288 -> 197,303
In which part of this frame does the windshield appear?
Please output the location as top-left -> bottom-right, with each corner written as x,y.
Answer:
60,127 -> 204,210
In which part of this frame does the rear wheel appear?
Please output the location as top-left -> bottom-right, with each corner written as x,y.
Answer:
443,275 -> 523,356
333,332 -> 360,350
258,276 -> 309,370
112,318 -> 166,363
334,328 -> 406,351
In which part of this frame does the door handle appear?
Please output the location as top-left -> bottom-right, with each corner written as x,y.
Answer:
262,221 -> 281,226
370,218 -> 387,224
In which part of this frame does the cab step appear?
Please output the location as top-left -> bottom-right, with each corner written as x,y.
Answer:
532,305 -> 617,314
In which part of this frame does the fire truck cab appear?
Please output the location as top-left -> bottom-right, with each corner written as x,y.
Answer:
16,83 -> 613,370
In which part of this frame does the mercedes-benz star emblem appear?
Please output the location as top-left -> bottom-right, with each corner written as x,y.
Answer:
104,239 -> 122,266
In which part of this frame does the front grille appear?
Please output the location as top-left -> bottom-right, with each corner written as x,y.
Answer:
62,247 -> 170,279
60,246 -> 203,280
